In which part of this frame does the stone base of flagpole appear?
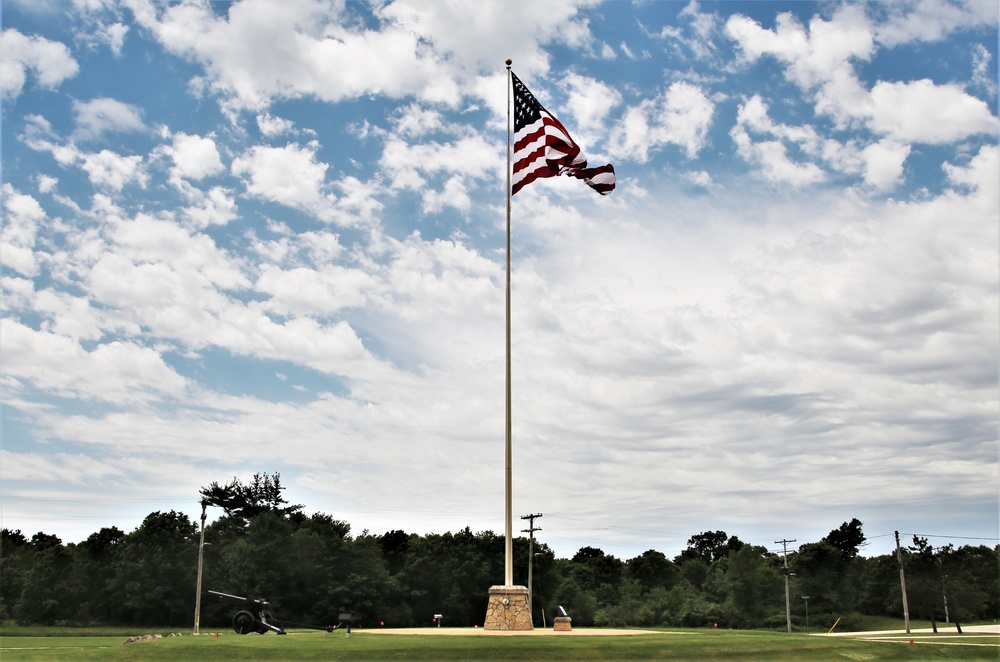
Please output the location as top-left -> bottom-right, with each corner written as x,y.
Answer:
483,585 -> 532,630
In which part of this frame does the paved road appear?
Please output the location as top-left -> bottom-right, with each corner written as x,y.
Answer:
821,624 -> 999,637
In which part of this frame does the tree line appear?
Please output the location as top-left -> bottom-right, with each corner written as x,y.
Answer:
2,474 -> 996,630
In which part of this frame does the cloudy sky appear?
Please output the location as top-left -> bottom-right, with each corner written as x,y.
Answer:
2,0 -> 997,562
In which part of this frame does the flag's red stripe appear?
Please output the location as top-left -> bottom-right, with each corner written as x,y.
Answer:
511,86 -> 616,196
512,168 -> 554,195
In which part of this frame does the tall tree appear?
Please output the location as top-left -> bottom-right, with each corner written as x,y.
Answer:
626,549 -> 678,593
200,472 -> 303,526
722,545 -> 780,627
13,533 -> 73,625
905,535 -> 944,624
822,519 -> 866,559
791,541 -> 852,615
71,526 -> 127,623
112,511 -> 198,626
675,531 -> 744,565
570,546 -> 625,603
0,529 -> 31,625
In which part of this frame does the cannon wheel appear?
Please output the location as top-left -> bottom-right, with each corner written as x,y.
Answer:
232,610 -> 257,635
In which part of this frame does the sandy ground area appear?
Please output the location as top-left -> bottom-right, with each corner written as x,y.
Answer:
354,624 -> 1000,638
356,627 -> 674,636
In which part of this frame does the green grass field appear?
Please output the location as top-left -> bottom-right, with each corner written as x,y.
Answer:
2,626 -> 998,661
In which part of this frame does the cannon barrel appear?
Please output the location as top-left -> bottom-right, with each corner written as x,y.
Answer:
209,589 -> 246,602
209,589 -> 268,607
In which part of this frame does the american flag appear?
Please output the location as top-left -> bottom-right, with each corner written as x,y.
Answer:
511,72 -> 616,196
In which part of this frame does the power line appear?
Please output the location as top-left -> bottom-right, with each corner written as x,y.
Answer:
897,532 -> 999,541
544,513 -> 688,539
1,495 -> 182,503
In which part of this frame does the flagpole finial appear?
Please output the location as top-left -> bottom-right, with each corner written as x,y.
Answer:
505,58 -> 512,66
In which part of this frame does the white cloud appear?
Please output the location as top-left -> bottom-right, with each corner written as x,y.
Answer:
380,0 -> 598,74
104,212 -> 250,292
944,144 -> 999,200
421,175 -> 472,214
866,79 -> 1000,144
256,264 -> 379,316
971,43 -> 996,95
0,451 -> 124,486
726,6 -> 1000,148
726,7 -> 875,134
518,164 -> 997,531
101,22 -> 129,56
37,174 -> 59,193
123,0 -> 600,111
123,0 -> 436,109
33,289 -> 105,341
861,139 -> 910,190
71,97 -> 146,141
20,123 -> 149,193
0,319 -> 188,404
329,175 -> 385,228
80,149 -> 147,191
874,0 -> 999,47
1,184 -> 46,277
378,232 -> 499,325
0,28 -> 79,100
51,205 -> 401,384
392,104 -> 446,138
731,125 -> 826,187
256,112 -> 296,137
166,132 -> 224,183
182,186 -> 238,228
736,94 -> 822,153
727,6 -> 873,90
560,73 -> 622,134
659,0 -> 721,61
71,0 -> 118,12
379,133 -> 499,198
728,94 -> 910,191
231,142 -> 334,220
609,81 -> 714,162
680,0 -> 719,43
685,170 -> 713,188
730,96 -> 826,186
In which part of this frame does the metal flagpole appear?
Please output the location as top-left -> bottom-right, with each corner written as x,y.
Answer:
503,57 -> 513,587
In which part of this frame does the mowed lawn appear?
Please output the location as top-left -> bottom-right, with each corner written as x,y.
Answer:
2,628 -> 998,661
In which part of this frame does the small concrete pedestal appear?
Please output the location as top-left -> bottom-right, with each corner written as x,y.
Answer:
553,616 -> 572,631
483,585 -> 532,630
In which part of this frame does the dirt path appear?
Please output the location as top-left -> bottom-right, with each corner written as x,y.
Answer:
359,627 -> 676,636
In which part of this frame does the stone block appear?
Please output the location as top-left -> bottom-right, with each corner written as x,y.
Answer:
483,585 -> 533,631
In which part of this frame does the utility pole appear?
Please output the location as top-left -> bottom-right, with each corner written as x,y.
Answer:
194,499 -> 207,634
775,539 -> 796,633
894,531 -> 911,634
521,513 -> 542,624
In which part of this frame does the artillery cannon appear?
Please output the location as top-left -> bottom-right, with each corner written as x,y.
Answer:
208,590 -> 335,635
